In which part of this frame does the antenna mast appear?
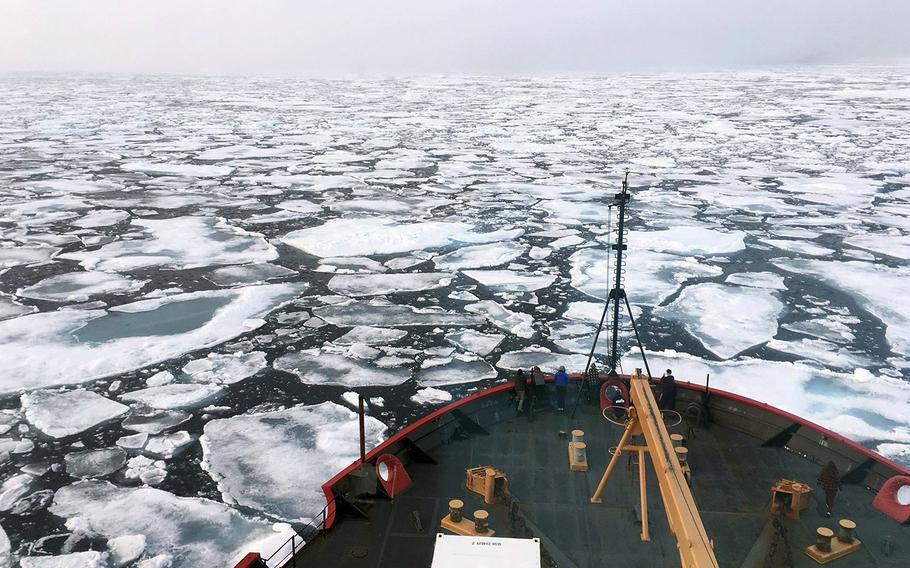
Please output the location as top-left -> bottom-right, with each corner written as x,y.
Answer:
607,171 -> 630,376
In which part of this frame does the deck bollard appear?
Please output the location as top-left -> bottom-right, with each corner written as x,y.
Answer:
815,527 -> 834,552
573,442 -> 587,463
448,499 -> 463,523
572,429 -> 585,443
674,446 -> 688,465
670,433 -> 685,447
474,510 -> 489,534
837,519 -> 856,543
483,468 -> 496,504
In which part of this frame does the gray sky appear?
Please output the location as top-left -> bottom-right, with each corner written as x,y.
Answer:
2,0 -> 909,75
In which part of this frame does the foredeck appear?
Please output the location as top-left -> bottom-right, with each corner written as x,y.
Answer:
287,383 -> 909,567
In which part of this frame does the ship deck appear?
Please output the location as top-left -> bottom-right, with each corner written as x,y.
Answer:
287,385 -> 909,568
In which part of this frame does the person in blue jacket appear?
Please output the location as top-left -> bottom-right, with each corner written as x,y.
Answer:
553,365 -> 570,411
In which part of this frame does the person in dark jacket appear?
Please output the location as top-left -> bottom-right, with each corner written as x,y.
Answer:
553,365 -> 569,411
659,369 -> 677,411
817,461 -> 843,518
513,369 -> 527,412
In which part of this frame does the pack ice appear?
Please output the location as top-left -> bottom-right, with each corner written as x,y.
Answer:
327,273 -> 453,296
22,390 -> 128,438
49,481 -> 293,568
274,349 -> 411,387
60,217 -> 277,271
201,402 -> 386,522
17,272 -> 147,302
0,284 -> 304,393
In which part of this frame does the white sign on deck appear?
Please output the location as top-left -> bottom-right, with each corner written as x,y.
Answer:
431,534 -> 541,568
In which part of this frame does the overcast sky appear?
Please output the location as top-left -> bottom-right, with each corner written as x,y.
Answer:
2,0 -> 909,75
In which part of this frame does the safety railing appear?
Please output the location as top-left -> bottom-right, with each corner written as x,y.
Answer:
263,503 -> 330,568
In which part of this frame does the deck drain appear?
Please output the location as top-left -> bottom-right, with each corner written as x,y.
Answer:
350,545 -> 369,559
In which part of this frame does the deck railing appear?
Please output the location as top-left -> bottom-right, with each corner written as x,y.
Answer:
263,503 -> 330,568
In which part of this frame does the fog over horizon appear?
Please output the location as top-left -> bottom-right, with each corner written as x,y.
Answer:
2,0 -> 910,76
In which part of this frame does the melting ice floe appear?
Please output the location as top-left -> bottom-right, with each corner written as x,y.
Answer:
465,301 -> 535,338
632,226 -> 746,256
64,448 -> 128,479
656,283 -> 783,359
49,481 -> 294,568
335,326 -> 408,346
119,161 -> 234,178
0,246 -> 59,268
0,284 -> 304,393
205,264 -> 297,287
121,384 -> 225,410
570,248 -> 721,305
416,358 -> 498,387
0,293 -> 36,321
496,347 -> 591,373
411,388 -> 453,404
445,330 -> 505,356
314,300 -> 482,327
641,350 -> 910,446
60,217 -> 277,271
281,217 -> 522,258
844,233 -> 910,260
201,402 -> 386,522
181,352 -> 268,385
775,259 -> 910,356
22,390 -> 128,439
327,273 -> 453,296
433,242 -> 526,270
724,272 -> 787,290
19,551 -> 104,568
462,270 -> 556,292
274,349 -> 411,387
17,272 -> 147,302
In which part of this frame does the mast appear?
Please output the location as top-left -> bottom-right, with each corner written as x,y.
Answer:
607,171 -> 630,376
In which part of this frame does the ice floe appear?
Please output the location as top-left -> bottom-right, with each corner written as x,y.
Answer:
327,273 -> 453,296
314,300 -> 482,327
0,293 -> 36,321
205,264 -> 297,287
71,210 -> 130,229
50,481 -> 293,567
121,384 -> 225,410
281,217 -> 521,258
0,246 -> 60,268
844,233 -> 910,260
61,217 -> 277,272
411,388 -> 453,404
656,283 -> 783,359
0,284 -> 303,393
433,242 -> 526,271
19,551 -> 106,568
416,358 -> 498,387
120,161 -> 234,177
496,347 -> 591,373
182,352 -> 267,385
725,272 -> 787,290
22,390 -> 129,438
200,402 -> 386,522
462,270 -> 555,292
335,326 -> 408,346
17,272 -> 147,302
465,301 -> 535,338
775,259 -> 910,356
633,226 -> 746,256
445,330 -> 505,356
64,448 -> 128,479
274,349 -> 411,387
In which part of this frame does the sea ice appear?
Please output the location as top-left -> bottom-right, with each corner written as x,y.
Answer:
124,456 -> 167,485
327,273 -> 453,296
121,384 -> 225,410
0,293 -> 36,321
120,161 -> 234,177
64,448 -> 128,479
50,480 -> 294,568
758,238 -> 835,257
200,402 -> 386,522
633,226 -> 746,256
570,248 -> 721,306
0,246 -> 60,268
314,301 -> 482,327
844,233 -> 910,260
0,284 -> 303,393
205,264 -> 297,287
121,410 -> 191,435
775,259 -> 910,356
19,551 -> 106,568
61,217 -> 277,272
411,388 -> 453,404
274,349 -> 411,387
71,210 -> 130,229
182,352 -> 267,385
496,347 -> 591,373
416,358 -> 498,387
22,390 -> 129,438
335,326 -> 408,346
281,217 -> 521,258
465,301 -> 535,338
445,330 -> 505,356
725,272 -> 787,290
656,283 -> 783,359
462,270 -> 556,292
433,242 -> 526,271
0,474 -> 34,511
17,272 -> 148,302
108,535 -> 146,567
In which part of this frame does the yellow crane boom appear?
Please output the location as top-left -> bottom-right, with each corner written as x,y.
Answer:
591,370 -> 719,568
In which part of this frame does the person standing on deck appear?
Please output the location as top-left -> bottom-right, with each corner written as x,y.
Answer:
659,369 -> 677,411
553,365 -> 569,411
817,461 -> 843,518
513,369 -> 527,413
531,365 -> 545,407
